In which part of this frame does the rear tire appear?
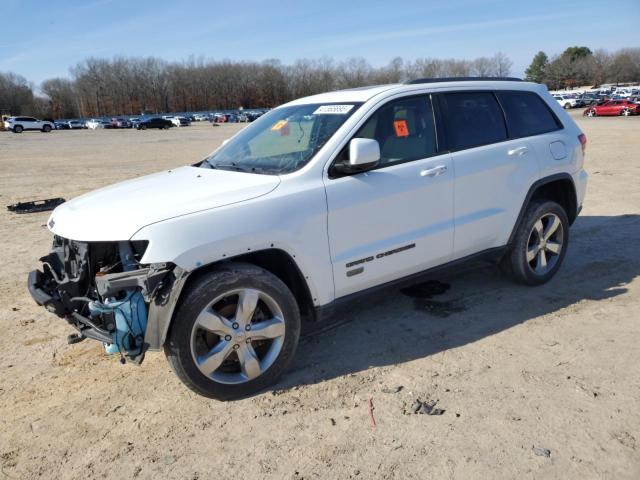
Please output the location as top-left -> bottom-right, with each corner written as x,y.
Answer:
141,124 -> 147,130
164,262 -> 301,400
501,200 -> 569,286
42,124 -> 51,132
564,103 -> 571,109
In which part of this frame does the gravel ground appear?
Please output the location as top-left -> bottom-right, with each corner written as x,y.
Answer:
0,114 -> 639,479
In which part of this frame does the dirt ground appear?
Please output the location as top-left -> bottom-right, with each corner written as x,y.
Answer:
0,114 -> 639,480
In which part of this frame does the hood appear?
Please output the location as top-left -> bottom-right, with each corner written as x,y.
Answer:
48,166 -> 280,241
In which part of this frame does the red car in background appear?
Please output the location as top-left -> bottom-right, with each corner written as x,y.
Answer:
584,100 -> 639,117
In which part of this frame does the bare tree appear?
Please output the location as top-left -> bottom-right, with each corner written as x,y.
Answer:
492,52 -> 513,77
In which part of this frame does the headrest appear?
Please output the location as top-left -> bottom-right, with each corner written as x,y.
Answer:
393,108 -> 417,137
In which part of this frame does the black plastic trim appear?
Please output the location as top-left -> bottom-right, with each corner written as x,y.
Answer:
507,173 -> 577,245
27,270 -> 53,306
405,77 -> 523,84
314,246 -> 507,322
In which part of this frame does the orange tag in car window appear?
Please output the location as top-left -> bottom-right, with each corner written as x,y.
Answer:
271,120 -> 288,131
394,120 -> 409,137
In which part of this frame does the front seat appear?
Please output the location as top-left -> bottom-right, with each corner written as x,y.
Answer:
380,109 -> 429,163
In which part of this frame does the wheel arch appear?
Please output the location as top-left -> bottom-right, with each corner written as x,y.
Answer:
508,173 -> 578,245
186,248 -> 315,321
147,248 -> 316,351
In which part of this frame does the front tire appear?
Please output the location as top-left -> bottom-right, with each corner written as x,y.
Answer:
164,263 -> 301,400
502,200 -> 569,285
42,124 -> 52,132
13,125 -> 23,133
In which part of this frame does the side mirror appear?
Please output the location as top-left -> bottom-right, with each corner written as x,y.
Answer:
349,138 -> 380,169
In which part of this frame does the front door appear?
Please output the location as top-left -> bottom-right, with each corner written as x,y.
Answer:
324,94 -> 454,299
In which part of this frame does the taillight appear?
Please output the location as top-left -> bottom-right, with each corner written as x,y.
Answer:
578,133 -> 587,155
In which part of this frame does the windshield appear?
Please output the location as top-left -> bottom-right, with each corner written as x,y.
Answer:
202,103 -> 362,174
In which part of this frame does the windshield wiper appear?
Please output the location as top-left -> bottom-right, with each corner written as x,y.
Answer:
213,162 -> 250,172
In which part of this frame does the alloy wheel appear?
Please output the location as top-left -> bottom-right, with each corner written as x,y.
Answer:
526,213 -> 564,275
190,288 -> 286,385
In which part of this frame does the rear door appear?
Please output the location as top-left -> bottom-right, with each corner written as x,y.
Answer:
437,91 -> 540,258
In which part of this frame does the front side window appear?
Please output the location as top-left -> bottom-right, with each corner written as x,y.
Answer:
203,103 -> 361,175
496,91 -> 562,138
441,92 -> 507,150
332,95 -> 437,172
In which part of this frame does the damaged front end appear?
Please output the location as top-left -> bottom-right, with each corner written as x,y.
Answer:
28,236 -> 185,363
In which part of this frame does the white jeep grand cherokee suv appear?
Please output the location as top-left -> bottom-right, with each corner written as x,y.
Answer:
29,78 -> 588,399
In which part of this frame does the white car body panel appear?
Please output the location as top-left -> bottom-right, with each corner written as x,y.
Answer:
49,166 -> 280,242
450,138 -> 540,258
325,155 -> 454,298
131,176 -> 333,305
46,80 -> 587,309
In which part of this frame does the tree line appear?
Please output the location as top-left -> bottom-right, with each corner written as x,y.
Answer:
0,47 -> 638,119
1,53 -> 512,118
525,46 -> 640,90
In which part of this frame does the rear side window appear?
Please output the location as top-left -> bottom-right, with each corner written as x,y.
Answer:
496,91 -> 562,138
441,92 -> 507,150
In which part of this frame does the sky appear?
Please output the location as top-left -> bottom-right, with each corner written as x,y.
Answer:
1,0 -> 639,86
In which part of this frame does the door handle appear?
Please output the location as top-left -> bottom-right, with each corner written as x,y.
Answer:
508,146 -> 528,156
420,165 -> 447,177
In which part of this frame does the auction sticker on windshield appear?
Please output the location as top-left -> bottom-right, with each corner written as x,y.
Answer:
313,105 -> 354,115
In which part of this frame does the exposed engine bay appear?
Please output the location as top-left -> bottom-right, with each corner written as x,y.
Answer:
28,236 -> 175,363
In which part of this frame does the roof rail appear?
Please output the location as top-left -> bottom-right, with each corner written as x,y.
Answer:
404,77 -> 523,85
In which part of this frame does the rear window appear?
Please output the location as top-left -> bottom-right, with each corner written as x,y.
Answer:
442,92 -> 507,150
496,91 -> 562,138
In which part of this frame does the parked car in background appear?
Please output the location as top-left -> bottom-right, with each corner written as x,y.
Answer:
246,111 -> 264,122
584,100 -> 639,116
68,120 -> 85,129
137,117 -> 173,129
85,119 -> 102,130
55,120 -> 71,130
162,116 -> 182,127
553,95 -> 578,109
176,116 -> 192,126
579,94 -> 600,106
129,117 -> 142,128
193,114 -> 208,121
111,117 -> 132,128
4,116 -> 55,133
